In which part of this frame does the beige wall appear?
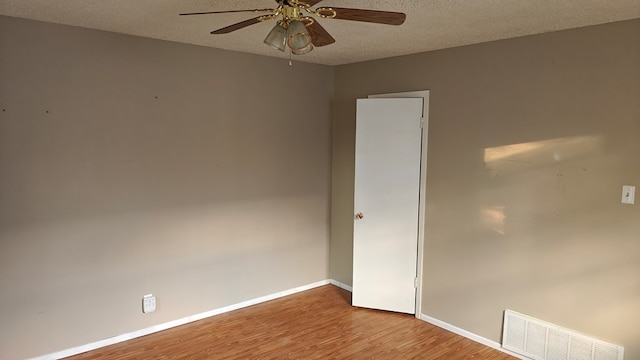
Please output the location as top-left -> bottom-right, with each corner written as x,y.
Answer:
0,16 -> 333,359
2,12 -> 639,360
332,19 -> 640,357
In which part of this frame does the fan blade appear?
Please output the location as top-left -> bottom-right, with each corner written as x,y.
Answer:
306,20 -> 335,47
323,7 -> 406,25
211,17 -> 267,34
180,8 -> 272,16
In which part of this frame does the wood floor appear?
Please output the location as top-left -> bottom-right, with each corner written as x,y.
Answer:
66,285 -> 516,359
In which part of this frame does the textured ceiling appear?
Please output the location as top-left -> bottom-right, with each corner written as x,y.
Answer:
1,0 -> 639,65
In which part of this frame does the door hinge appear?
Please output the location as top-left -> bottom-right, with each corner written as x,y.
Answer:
420,118 -> 425,128
414,277 -> 418,288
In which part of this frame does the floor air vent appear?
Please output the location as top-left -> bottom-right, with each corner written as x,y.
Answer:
502,310 -> 624,360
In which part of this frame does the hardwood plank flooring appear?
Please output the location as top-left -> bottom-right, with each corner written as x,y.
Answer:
65,285 -> 516,359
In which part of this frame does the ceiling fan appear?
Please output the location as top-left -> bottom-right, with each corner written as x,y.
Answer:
180,0 -> 406,55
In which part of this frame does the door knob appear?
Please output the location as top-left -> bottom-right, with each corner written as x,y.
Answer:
355,212 -> 364,220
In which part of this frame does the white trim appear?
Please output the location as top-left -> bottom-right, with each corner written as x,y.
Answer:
329,279 -> 353,292
29,280 -> 331,360
27,280 -> 523,360
368,90 -> 430,318
418,313 -> 528,360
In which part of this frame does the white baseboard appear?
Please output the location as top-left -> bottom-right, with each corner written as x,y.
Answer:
30,281 -> 520,360
329,279 -> 353,292
317,281 -> 520,359
30,280 -> 331,360
418,313 -> 527,360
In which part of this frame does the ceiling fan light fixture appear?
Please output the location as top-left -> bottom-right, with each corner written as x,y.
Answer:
263,21 -> 288,51
189,3 -> 407,57
291,42 -> 313,55
286,20 -> 313,54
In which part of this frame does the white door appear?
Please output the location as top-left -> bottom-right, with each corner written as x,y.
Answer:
352,97 -> 423,314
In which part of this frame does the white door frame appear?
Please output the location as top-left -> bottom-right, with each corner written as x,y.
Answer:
368,90 -> 429,318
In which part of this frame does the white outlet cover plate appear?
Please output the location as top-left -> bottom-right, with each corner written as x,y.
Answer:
143,294 -> 156,313
622,185 -> 635,204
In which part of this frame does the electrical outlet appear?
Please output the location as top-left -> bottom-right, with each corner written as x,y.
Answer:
142,294 -> 156,313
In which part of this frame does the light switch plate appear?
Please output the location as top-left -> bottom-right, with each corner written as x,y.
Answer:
622,185 -> 635,205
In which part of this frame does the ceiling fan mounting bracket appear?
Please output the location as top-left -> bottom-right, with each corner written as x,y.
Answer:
301,16 -> 315,26
282,6 -> 303,23
279,0 -> 311,8
315,8 -> 337,19
258,14 -> 278,22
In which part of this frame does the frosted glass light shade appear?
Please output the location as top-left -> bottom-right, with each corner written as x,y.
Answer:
263,22 -> 287,51
287,20 -> 313,54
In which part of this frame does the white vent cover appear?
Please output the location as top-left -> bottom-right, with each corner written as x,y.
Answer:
502,310 -> 624,360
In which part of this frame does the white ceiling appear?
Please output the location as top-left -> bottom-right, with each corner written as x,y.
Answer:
1,0 -> 639,66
